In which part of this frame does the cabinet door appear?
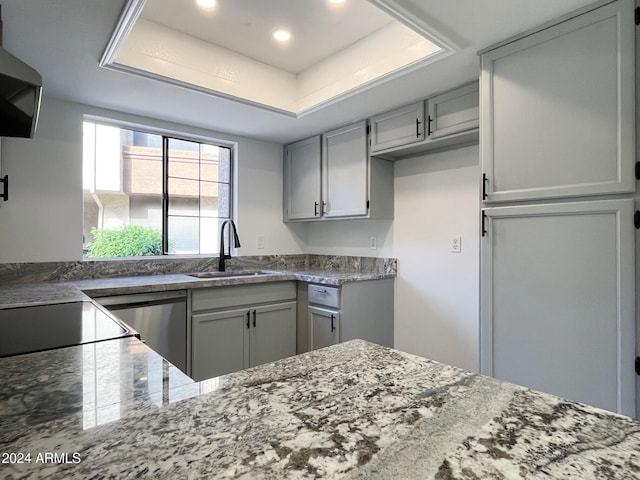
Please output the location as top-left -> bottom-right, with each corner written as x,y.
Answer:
250,301 -> 297,368
322,121 -> 368,218
427,82 -> 478,140
284,136 -> 322,221
309,306 -> 340,351
191,308 -> 249,381
480,0 -> 634,203
370,102 -> 424,152
480,199 -> 635,416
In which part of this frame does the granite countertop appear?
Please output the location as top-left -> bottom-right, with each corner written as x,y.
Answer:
1,339 -> 639,479
0,268 -> 394,308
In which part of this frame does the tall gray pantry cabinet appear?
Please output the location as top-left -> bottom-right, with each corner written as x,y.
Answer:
479,0 -> 636,416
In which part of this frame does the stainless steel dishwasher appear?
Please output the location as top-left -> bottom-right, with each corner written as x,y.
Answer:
96,291 -> 187,374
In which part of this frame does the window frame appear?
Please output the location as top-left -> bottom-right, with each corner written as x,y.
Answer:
82,115 -> 237,258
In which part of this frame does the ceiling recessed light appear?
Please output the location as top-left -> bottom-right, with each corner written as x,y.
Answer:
273,30 -> 292,42
196,0 -> 216,9
328,0 -> 346,4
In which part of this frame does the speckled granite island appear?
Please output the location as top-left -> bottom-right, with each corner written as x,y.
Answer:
2,338 -> 639,479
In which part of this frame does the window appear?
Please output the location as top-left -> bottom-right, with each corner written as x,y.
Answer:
82,120 -> 232,257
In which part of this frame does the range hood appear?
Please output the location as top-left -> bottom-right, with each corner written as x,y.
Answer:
0,6 -> 42,138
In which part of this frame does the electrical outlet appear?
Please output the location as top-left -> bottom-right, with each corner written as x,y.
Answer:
451,235 -> 462,253
256,235 -> 265,249
370,237 -> 377,250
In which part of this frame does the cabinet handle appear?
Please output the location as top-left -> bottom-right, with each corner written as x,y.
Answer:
416,118 -> 422,138
252,309 -> 257,328
481,211 -> 487,237
330,314 -> 336,333
322,201 -> 327,215
427,115 -> 433,136
314,201 -> 319,217
246,311 -> 251,329
482,173 -> 488,200
0,175 -> 7,202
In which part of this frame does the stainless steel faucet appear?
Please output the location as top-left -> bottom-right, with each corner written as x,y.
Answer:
218,219 -> 241,271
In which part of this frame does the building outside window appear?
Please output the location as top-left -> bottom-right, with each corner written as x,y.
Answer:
82,121 -> 232,257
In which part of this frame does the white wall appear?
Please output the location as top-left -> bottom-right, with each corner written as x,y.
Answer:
0,96 -> 305,262
307,145 -> 480,371
394,146 -> 479,372
305,219 -> 393,257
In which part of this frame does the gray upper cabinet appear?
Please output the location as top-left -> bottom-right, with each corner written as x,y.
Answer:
427,82 -> 479,140
322,121 -> 369,218
284,121 -> 394,222
284,135 -> 321,221
480,0 -> 635,203
370,101 -> 425,152
369,82 -> 479,160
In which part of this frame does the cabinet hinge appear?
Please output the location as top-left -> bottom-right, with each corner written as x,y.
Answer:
636,7 -> 640,26
636,357 -> 640,376
635,211 -> 640,229
635,161 -> 640,180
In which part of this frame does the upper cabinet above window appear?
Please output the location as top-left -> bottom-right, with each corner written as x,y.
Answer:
480,0 -> 635,203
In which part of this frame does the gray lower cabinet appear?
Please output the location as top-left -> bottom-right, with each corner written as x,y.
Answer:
309,306 -> 340,351
251,302 -> 297,367
191,307 -> 248,381
190,282 -> 297,381
303,279 -> 394,353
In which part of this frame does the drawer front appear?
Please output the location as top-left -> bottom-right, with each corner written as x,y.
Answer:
308,284 -> 340,308
191,281 -> 296,312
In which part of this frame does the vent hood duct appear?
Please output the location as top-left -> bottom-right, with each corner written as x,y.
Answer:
0,6 -> 42,138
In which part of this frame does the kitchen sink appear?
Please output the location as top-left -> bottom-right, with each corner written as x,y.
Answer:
187,270 -> 269,279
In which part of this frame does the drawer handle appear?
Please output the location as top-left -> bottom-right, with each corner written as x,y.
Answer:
330,314 -> 336,333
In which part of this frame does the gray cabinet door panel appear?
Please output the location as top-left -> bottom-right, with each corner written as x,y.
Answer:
191,308 -> 249,381
370,102 -> 424,152
284,136 -> 321,221
309,306 -> 340,351
322,121 -> 368,218
481,0 -> 634,202
251,301 -> 297,367
427,82 -> 479,139
481,199 -> 635,416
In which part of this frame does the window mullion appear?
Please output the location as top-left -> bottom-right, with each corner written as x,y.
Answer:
162,136 -> 169,255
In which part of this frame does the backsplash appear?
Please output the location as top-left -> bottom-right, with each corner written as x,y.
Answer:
0,255 -> 397,286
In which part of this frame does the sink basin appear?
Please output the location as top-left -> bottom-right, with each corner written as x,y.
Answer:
187,270 -> 269,279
